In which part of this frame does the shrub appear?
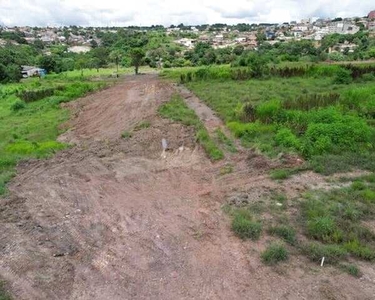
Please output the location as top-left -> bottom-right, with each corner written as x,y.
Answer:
231,211 -> 262,240
301,242 -> 348,264
274,128 -> 300,150
333,68 -> 352,84
268,225 -> 297,245
10,100 -> 26,111
261,243 -> 289,265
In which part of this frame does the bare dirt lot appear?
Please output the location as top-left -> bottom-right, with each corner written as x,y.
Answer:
1,74 -> 375,299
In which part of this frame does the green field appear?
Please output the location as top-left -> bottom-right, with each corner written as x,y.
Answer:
163,64 -> 375,175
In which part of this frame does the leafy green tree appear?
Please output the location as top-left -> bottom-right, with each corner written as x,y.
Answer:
38,55 -> 58,73
130,48 -> 145,75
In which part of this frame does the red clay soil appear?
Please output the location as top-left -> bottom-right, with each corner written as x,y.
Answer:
1,74 -> 375,300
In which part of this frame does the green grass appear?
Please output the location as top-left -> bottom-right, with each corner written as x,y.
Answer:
261,243 -> 289,265
0,75 -> 108,195
158,94 -> 224,161
339,264 -> 361,277
133,120 -> 151,131
268,225 -> 297,245
301,242 -> 348,264
300,180 -> 375,263
0,281 -> 11,300
231,209 -> 262,240
215,129 -> 237,153
270,169 -> 293,180
121,131 -> 132,139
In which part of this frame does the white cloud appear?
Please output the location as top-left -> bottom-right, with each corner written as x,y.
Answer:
0,0 -> 374,26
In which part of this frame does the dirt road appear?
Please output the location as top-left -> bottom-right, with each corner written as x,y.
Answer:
1,74 -> 374,299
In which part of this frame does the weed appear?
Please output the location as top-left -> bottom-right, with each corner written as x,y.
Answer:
268,225 -> 297,245
270,169 -> 292,180
220,165 -> 234,176
301,242 -> 348,264
134,121 -> 151,131
121,131 -> 132,139
339,264 -> 361,277
231,210 -> 262,240
261,243 -> 289,265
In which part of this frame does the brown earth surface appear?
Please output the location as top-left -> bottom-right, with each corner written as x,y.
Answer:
1,74 -> 375,300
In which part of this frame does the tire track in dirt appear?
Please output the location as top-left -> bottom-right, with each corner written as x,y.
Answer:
1,74 -> 375,299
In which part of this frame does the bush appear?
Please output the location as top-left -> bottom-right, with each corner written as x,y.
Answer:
333,68 -> 352,84
10,99 -> 26,111
261,243 -> 289,265
231,210 -> 262,240
274,128 -> 301,150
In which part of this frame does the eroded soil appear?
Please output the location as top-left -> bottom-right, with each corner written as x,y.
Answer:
1,74 -> 375,299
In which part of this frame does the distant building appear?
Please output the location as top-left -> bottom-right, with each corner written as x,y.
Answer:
368,10 -> 375,19
21,66 -> 46,78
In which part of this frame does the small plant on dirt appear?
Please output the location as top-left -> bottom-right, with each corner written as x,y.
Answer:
231,209 -> 262,240
220,164 -> 234,176
121,131 -> 132,139
270,169 -> 292,180
339,264 -> 361,278
261,243 -> 289,265
268,225 -> 297,245
134,121 -> 151,131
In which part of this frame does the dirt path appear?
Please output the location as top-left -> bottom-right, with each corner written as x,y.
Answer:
1,74 -> 375,300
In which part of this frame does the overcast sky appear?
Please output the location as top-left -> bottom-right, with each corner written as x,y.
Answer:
0,0 -> 374,27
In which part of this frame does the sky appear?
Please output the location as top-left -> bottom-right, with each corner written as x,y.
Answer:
0,0 -> 374,27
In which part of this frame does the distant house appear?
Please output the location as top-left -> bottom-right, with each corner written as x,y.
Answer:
368,10 -> 375,19
175,38 -> 196,49
21,66 -> 46,78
